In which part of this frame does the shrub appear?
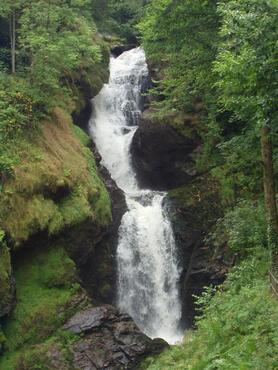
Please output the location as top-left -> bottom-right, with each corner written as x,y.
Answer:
211,200 -> 267,255
142,252 -> 278,370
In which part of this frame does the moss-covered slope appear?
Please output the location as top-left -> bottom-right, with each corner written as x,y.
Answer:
0,49 -> 115,367
0,107 -> 111,248
0,242 -> 90,369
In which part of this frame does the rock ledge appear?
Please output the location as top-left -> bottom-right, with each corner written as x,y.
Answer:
64,304 -> 168,369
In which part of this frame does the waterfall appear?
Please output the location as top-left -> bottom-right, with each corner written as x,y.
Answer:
89,48 -> 182,344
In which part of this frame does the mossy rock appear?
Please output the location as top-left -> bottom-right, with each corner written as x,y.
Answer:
0,243 -> 15,318
0,242 -> 90,369
0,108 -> 111,248
10,334 -> 76,370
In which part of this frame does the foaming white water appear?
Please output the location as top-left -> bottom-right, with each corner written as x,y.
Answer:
89,48 -> 182,344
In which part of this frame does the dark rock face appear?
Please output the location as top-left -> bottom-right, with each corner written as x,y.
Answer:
164,197 -> 201,329
72,45 -> 110,130
111,45 -> 138,58
166,176 -> 227,328
72,100 -> 93,131
131,115 -> 199,190
63,144 -> 127,305
64,305 -> 169,370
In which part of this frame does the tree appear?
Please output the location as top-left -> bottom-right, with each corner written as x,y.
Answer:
18,0 -> 100,105
0,1 -> 26,73
139,0 -> 220,115
214,0 -> 278,244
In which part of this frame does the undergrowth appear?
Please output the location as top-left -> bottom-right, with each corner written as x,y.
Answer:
142,251 -> 278,370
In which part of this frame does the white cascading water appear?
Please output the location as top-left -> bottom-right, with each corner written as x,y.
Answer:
89,48 -> 182,344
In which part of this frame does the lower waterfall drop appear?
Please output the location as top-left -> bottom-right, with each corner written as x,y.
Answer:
89,48 -> 182,344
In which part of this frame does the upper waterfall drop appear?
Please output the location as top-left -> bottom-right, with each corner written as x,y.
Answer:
89,48 -> 183,344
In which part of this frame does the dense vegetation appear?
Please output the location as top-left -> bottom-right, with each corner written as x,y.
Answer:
0,0 -> 145,180
0,0 -> 277,369
142,252 -> 278,369
0,1 -> 115,367
92,0 -> 150,43
0,0 -> 101,177
139,0 -> 278,368
140,0 -> 278,261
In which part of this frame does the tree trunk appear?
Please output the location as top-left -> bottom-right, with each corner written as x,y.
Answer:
10,10 -> 16,74
261,126 -> 278,270
261,126 -> 278,236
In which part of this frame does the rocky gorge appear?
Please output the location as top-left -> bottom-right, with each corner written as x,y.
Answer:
0,44 -> 227,369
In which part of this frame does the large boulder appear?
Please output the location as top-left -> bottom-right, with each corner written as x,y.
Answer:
64,305 -> 169,369
131,115 -> 199,190
13,305 -> 168,369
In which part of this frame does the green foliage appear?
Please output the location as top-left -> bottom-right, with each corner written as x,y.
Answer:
139,0 -> 220,113
0,74 -> 38,138
211,200 -> 267,254
94,0 -> 148,42
0,0 -> 105,180
214,0 -> 278,134
140,0 -> 278,204
0,73 -> 44,179
143,253 -> 278,370
19,0 -> 100,104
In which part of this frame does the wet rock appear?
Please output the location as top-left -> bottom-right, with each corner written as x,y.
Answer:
75,144 -> 127,304
166,175 -> 226,328
111,45 -> 138,58
64,305 -> 169,369
131,114 -> 199,190
58,140 -> 127,305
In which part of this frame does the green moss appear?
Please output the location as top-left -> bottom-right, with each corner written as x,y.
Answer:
0,243 -> 87,369
0,243 -> 13,316
83,147 -> 112,226
0,108 -> 111,247
0,244 -> 11,297
72,124 -> 91,147
0,330 -> 6,354
0,331 -> 80,370
2,246 -> 76,351
1,330 -> 79,370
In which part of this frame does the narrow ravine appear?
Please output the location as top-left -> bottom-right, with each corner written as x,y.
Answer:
89,48 -> 182,344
